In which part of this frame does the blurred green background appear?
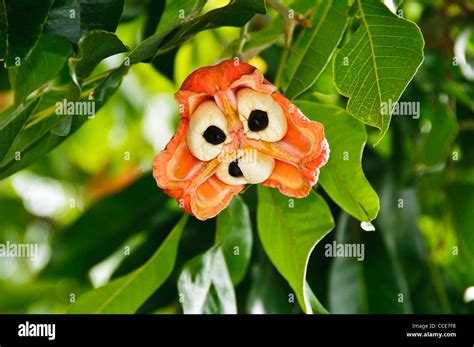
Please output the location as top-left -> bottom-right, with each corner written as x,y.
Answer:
0,0 -> 473,314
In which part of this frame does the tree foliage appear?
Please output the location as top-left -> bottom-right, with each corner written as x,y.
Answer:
0,0 -> 473,314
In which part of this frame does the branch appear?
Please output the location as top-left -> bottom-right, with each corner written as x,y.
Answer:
268,0 -> 311,87
234,22 -> 250,60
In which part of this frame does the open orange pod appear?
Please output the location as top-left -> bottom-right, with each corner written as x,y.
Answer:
153,59 -> 329,220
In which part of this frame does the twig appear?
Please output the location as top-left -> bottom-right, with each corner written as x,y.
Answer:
234,22 -> 250,60
268,0 -> 311,88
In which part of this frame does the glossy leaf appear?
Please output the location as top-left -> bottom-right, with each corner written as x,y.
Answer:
305,282 -> 329,314
42,174 -> 176,279
155,0 -> 207,34
377,173 -> 432,301
333,0 -> 424,142
0,0 -> 6,59
129,31 -> 169,64
178,245 -> 237,314
3,0 -> 54,66
328,213 -> 364,313
257,186 -> 334,313
143,0 -> 166,38
245,257 -> 300,314
329,213 -> 413,313
44,0 -> 81,43
0,68 -> 126,180
70,30 -> 129,82
0,281 -> 75,312
69,215 -> 188,313
150,0 -> 207,80
111,216 -> 182,280
80,0 -> 124,34
159,0 -> 265,53
12,34 -> 71,104
0,90 -> 67,171
285,0 -> 349,99
448,184 -> 474,282
0,97 -> 41,164
215,195 -> 252,285
129,0 -> 266,63
296,101 -> 379,222
44,0 -> 124,44
419,101 -> 458,168
239,17 -> 283,61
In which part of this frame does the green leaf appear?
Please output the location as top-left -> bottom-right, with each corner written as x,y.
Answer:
12,34 -> 71,104
44,0 -> 124,44
3,0 -> 54,66
305,282 -> 329,314
129,31 -> 169,64
418,101 -> 458,168
121,0 -> 146,22
448,184 -> 474,280
147,0 -> 208,79
143,0 -> 166,38
50,82 -> 79,137
239,17 -> 283,60
158,0 -> 265,53
0,68 -> 126,180
215,195 -> 252,285
0,0 -> 7,59
110,216 -> 182,280
0,89 -> 69,169
285,0 -> 349,99
129,0 -> 266,63
328,216 -> 363,314
69,215 -> 188,314
296,101 -> 379,222
70,30 -> 128,82
0,281 -> 75,312
328,213 -> 413,313
0,197 -> 29,233
94,65 -> 129,105
245,255 -> 300,314
80,0 -> 124,34
178,245 -> 237,314
257,186 -> 334,313
377,173 -> 432,301
44,0 -> 81,43
156,0 -> 207,34
333,0 -> 424,142
0,97 -> 41,163
442,81 -> 474,112
42,174 -> 177,279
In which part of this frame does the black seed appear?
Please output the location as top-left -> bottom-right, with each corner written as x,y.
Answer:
228,160 -> 243,177
248,109 -> 269,131
203,125 -> 226,145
